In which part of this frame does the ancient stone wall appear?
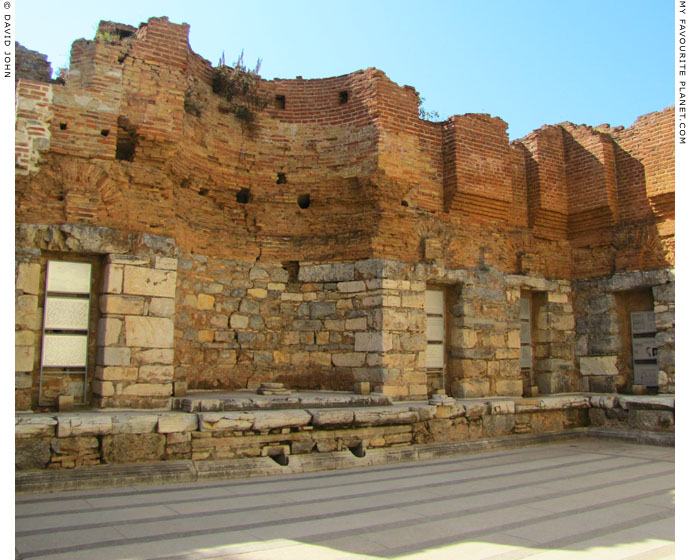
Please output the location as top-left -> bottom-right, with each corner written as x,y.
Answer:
14,16 -> 674,410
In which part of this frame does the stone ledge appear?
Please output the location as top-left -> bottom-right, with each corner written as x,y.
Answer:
18,428 -> 674,494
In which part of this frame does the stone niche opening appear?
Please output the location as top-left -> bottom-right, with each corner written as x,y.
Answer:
35,253 -> 103,410
615,288 -> 655,392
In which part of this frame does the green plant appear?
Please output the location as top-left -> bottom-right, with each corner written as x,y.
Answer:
212,50 -> 269,125
416,93 -> 441,121
95,30 -> 118,43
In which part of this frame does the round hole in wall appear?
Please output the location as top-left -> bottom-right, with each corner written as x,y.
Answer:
236,188 -> 250,204
297,193 -> 311,209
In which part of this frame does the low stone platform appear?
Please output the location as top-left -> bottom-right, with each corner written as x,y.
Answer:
15,393 -> 674,479
174,389 -> 392,412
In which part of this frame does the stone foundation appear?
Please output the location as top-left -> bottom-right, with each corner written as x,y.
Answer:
15,394 -> 673,471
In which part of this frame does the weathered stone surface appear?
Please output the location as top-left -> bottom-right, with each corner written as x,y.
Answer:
483,414 -> 516,437
332,352 -> 366,367
589,395 -> 618,409
122,383 -> 173,397
199,412 -> 255,432
353,408 -> 419,426
57,414 -> 112,437
123,266 -> 177,297
298,263 -> 354,283
618,396 -> 675,411
100,295 -> 145,315
111,414 -> 159,434
252,410 -> 312,431
15,346 -> 35,372
580,356 -> 618,376
157,413 -> 198,433
16,437 -> 52,469
97,347 -> 132,366
451,378 -> 489,398
102,263 -> 124,294
355,332 -> 393,352
102,433 -> 166,463
628,409 -> 674,431
495,379 -> 522,396
16,262 -> 40,294
125,316 -> 174,348
486,400 -> 516,415
134,348 -> 174,365
309,409 -> 355,427
138,365 -> 174,383
15,416 -> 57,438
149,297 -> 175,317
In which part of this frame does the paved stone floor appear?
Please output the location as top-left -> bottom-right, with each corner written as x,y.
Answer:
15,439 -> 674,560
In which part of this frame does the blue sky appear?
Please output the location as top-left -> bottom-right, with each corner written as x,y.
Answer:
15,0 -> 674,140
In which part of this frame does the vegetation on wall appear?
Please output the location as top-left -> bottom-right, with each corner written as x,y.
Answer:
212,51 -> 269,125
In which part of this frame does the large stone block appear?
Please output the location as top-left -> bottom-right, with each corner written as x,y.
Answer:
57,414 -> 112,437
16,437 -> 52,469
451,378 -> 489,398
157,413 -> 198,433
97,318 -> 122,346
580,356 -> 618,376
355,332 -> 393,352
100,295 -> 145,315
536,372 -> 572,394
111,414 -> 159,434
121,383 -> 173,397
125,316 -> 174,348
16,262 -> 40,294
102,263 -> 123,294
97,347 -> 132,366
138,365 -> 174,383
495,379 -> 522,396
332,352 -> 366,367
199,412 -> 254,432
252,410 -> 312,431
15,346 -> 35,372
149,297 -> 175,317
298,263 -> 354,283
102,433 -> 166,463
15,294 -> 39,330
15,416 -> 57,438
123,266 -> 176,298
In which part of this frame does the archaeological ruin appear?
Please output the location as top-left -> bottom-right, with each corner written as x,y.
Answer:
15,17 -> 674,477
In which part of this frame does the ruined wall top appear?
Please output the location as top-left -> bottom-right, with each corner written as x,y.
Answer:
15,16 -> 675,280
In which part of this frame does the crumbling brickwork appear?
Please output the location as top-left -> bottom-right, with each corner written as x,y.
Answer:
15,17 -> 674,410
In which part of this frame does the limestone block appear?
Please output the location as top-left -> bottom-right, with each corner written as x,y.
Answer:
15,346 -> 35,372
97,347 -> 132,366
134,348 -> 174,365
281,292 -> 303,302
230,314 -> 249,329
495,379 -> 523,397
311,302 -> 336,318
121,383 -> 173,397
332,352 -> 366,367
345,317 -> 367,331
157,413 -> 198,433
249,267 -> 269,280
15,372 -> 33,389
580,356 -> 618,376
298,263 -> 354,283
353,408 -> 419,427
401,292 -> 425,309
16,294 -> 39,329
451,329 -> 477,349
95,366 -> 138,381
486,400 -> 515,415
57,414 -> 112,437
199,412 -> 255,432
550,313 -> 575,331
252,410 -> 312,431
108,255 -> 150,266
147,298 -> 175,318
16,437 -> 51,469
618,396 -> 675,411
99,295 -> 145,315
139,365 -> 174,383
536,371 -> 572,394
198,330 -> 214,342
123,266 -> 176,298
154,256 -> 178,270
316,331 -> 330,345
92,380 -> 115,396
102,264 -> 123,294
16,262 -> 40,294
111,414 -> 159,434
483,414 -> 516,437
451,378 -> 490,398
102,433 -> 166,463
309,409 -> 355,427
125,316 -> 174,348
541,395 -> 590,410
547,292 -> 569,304
15,330 -> 35,346
247,288 -> 267,299
173,381 -> 187,396
589,395 -> 618,409
338,280 -> 366,293
15,416 -> 57,438
311,352 -> 332,366
355,332 -> 393,352
268,282 -> 286,291
97,318 -> 122,346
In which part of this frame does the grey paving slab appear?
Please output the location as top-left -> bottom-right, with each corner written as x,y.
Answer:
15,439 -> 674,560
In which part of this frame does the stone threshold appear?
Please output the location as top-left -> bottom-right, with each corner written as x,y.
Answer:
15,428 -> 673,494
